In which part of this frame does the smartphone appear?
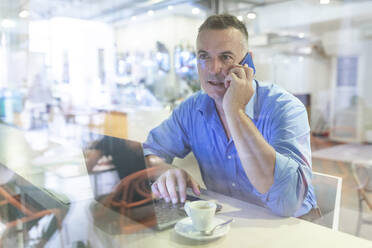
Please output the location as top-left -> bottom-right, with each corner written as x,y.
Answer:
239,53 -> 256,75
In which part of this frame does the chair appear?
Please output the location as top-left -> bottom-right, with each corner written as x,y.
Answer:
351,160 -> 372,236
312,171 -> 343,230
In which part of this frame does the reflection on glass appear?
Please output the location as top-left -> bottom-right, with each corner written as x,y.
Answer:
0,163 -> 68,247
84,134 -> 207,234
0,0 -> 372,245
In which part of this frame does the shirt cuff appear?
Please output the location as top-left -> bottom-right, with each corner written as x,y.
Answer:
251,151 -> 302,216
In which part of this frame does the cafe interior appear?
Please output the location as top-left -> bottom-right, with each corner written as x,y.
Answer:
0,0 -> 372,247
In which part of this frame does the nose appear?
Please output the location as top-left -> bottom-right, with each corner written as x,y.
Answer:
207,57 -> 223,75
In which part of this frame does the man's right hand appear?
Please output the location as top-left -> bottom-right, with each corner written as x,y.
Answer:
151,168 -> 201,204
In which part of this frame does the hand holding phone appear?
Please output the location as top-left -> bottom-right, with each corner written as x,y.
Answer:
222,53 -> 256,112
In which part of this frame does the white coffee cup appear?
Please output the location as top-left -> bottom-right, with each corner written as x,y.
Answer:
184,200 -> 217,231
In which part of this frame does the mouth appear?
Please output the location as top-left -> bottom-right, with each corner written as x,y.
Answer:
208,81 -> 224,86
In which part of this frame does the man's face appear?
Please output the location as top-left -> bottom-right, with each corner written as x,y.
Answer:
196,28 -> 247,103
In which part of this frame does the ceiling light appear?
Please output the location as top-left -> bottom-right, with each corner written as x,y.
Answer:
1,19 -> 16,28
237,15 -> 243,21
147,10 -> 154,16
131,16 -> 137,21
246,12 -> 256,20
168,5 -> 173,10
297,46 -> 313,55
19,10 -> 29,18
298,33 -> 305,38
320,0 -> 330,4
192,8 -> 200,15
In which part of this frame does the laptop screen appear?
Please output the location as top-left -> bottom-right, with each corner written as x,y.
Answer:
83,134 -> 147,179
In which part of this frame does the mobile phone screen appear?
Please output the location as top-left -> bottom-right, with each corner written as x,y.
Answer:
239,53 -> 256,75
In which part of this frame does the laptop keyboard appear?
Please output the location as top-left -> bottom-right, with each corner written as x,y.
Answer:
155,200 -> 185,209
153,200 -> 187,227
152,195 -> 205,229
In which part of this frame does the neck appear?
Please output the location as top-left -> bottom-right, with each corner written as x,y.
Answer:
214,100 -> 231,140
214,99 -> 225,117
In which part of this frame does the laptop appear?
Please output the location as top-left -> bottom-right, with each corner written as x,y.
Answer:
83,133 -> 221,233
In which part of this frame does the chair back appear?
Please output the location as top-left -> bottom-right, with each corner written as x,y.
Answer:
312,171 -> 342,230
352,160 -> 372,210
351,160 -> 372,236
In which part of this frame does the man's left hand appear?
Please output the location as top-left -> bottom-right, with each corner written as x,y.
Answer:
222,64 -> 254,114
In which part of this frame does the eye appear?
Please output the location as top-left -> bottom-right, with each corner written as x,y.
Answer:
221,54 -> 233,62
198,53 -> 209,60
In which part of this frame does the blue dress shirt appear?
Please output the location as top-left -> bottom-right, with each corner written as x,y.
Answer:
143,80 -> 317,217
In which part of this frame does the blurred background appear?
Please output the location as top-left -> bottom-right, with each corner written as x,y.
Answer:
0,0 -> 371,143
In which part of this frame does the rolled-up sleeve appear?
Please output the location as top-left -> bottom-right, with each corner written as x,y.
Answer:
143,101 -> 191,164
256,102 -> 313,217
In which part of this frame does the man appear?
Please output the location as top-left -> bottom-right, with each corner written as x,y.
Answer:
143,14 -> 316,217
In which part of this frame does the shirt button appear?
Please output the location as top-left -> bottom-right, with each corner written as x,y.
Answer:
227,155 -> 232,159
232,183 -> 236,187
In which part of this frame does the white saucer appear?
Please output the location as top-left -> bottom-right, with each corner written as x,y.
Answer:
174,217 -> 230,241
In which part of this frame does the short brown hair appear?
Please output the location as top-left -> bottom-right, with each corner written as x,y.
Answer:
198,14 -> 248,41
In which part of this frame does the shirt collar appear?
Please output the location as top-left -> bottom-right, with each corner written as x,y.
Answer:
197,79 -> 257,120
197,92 -> 215,122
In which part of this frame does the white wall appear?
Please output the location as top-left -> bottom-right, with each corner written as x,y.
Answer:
29,18 -> 116,107
116,15 -> 203,52
253,50 -> 331,94
0,35 -> 28,89
255,1 -> 372,32
0,35 -> 7,88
